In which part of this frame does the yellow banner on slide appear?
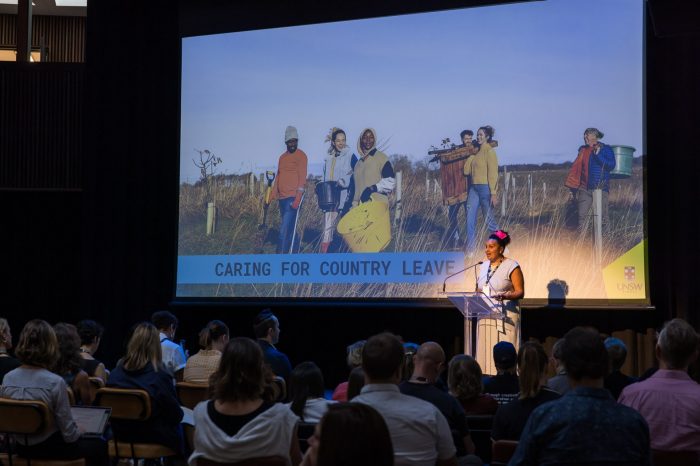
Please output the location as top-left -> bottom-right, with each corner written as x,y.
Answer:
603,240 -> 646,299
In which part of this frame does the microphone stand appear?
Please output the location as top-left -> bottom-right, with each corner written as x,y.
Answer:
442,261 -> 483,293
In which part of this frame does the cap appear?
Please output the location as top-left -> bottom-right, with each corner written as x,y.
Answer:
493,341 -> 517,368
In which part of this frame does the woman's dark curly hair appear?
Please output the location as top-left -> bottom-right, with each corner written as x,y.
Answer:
448,354 -> 484,401
54,323 -> 84,376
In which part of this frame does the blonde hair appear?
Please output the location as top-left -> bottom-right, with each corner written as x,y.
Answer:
15,319 -> 59,369
122,322 -> 162,371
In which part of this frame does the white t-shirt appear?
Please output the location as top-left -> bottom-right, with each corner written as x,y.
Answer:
353,384 -> 456,466
160,332 -> 187,376
284,397 -> 336,423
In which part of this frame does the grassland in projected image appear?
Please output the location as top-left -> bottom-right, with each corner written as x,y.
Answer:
178,155 -> 644,299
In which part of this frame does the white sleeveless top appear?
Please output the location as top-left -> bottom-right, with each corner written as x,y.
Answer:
477,258 -> 521,313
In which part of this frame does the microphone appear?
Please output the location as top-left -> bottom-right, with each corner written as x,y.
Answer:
442,261 -> 483,293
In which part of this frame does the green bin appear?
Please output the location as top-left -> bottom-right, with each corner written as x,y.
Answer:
609,145 -> 635,179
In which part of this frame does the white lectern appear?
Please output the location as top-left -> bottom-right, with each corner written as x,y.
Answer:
442,291 -> 504,357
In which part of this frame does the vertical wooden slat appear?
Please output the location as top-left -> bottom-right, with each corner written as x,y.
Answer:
0,14 -> 85,62
0,63 -> 84,190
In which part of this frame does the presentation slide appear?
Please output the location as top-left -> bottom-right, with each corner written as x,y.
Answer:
177,0 -> 646,302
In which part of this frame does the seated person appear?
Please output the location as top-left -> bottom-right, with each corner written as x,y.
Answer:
491,342 -> 560,441
619,318 -> 700,456
0,319 -> 107,465
353,332 -> 457,466
184,320 -> 229,383
346,366 -> 365,401
253,309 -> 292,381
546,339 -> 570,395
53,323 -> 92,405
331,340 -> 365,402
483,342 -> 519,405
76,319 -> 108,381
447,354 -> 498,415
300,403 -> 393,466
108,322 -> 184,454
188,337 -> 301,465
0,317 -> 21,383
286,361 -> 336,423
151,310 -> 187,378
510,327 -> 650,465
399,342 -> 475,458
603,337 -> 635,400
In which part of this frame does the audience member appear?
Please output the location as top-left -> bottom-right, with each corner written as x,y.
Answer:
0,319 -> 107,465
483,341 -> 519,404
0,317 -> 20,383
545,338 -> 570,395
402,341 -> 420,382
253,309 -> 292,381
189,337 -> 301,465
353,332 -> 458,466
491,342 -> 560,441
619,318 -> 700,455
400,342 -> 475,458
603,337 -> 635,400
331,339 -> 365,401
346,366 -> 365,401
510,327 -> 650,465
184,319 -> 229,383
53,323 -> 92,405
76,319 -> 108,381
447,355 -> 497,415
108,322 -> 184,454
287,361 -> 336,423
300,403 -> 393,466
151,310 -> 187,378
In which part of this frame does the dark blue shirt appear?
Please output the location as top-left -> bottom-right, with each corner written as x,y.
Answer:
107,363 -> 184,453
584,143 -> 616,191
510,386 -> 650,466
257,339 -> 292,381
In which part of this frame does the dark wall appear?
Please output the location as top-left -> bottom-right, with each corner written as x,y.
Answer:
1,0 -> 699,382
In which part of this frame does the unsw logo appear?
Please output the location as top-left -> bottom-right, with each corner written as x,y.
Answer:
624,266 -> 635,282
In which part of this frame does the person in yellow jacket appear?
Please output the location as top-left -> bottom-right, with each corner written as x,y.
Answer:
463,125 -> 500,253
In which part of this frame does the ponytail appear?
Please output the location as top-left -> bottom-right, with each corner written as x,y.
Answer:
199,320 -> 229,350
517,342 -> 548,399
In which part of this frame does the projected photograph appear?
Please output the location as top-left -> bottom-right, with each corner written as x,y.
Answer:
177,0 -> 645,301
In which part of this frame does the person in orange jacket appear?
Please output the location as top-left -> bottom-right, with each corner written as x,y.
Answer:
270,126 -> 308,253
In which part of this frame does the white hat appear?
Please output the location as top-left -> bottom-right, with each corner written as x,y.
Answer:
285,126 -> 299,142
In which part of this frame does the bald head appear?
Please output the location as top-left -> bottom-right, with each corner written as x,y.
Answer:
411,342 -> 446,382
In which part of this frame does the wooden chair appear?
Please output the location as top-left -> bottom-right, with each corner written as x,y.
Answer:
465,415 -> 493,464
270,377 -> 286,402
196,456 -> 286,466
176,381 -> 209,409
0,398 -> 85,466
94,387 -> 177,462
87,377 -> 105,404
651,449 -> 699,466
491,439 -> 519,466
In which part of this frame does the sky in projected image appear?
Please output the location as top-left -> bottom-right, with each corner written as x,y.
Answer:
180,0 -> 643,183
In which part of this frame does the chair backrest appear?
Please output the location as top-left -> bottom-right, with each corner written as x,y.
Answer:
0,398 -> 52,435
196,456 -> 287,466
94,387 -> 151,421
270,377 -> 286,402
176,381 -> 209,409
651,449 -> 699,466
465,415 -> 493,463
88,377 -> 106,403
491,439 -> 519,465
